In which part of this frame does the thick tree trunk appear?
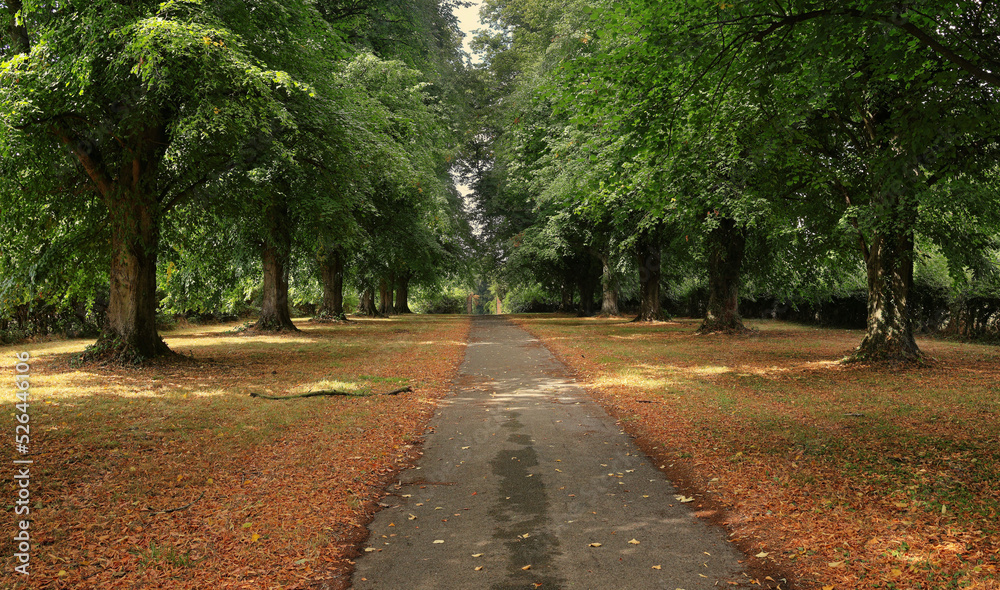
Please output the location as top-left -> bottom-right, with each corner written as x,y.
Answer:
316,246 -> 345,319
88,190 -> 172,362
633,235 -> 665,322
378,274 -> 394,316
850,219 -> 921,361
394,272 -> 412,314
698,217 -> 747,333
599,252 -> 619,316
254,203 -> 298,332
358,287 -> 380,317
83,121 -> 173,363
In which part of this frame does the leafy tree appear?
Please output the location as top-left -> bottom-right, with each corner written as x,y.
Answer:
0,0 -> 351,361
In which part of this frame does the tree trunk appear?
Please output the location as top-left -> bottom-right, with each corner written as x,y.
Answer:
81,124 -> 173,363
599,252 -> 619,316
633,234 -> 665,322
254,203 -> 298,332
316,246 -> 345,319
358,287 -> 380,317
559,282 -> 574,313
850,216 -> 921,361
5,0 -> 31,55
394,272 -> 412,314
83,190 -> 172,362
378,274 -> 394,316
698,216 -> 747,333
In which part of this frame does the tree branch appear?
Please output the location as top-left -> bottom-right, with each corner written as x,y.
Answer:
748,7 -> 1000,88
49,124 -> 114,198
249,386 -> 412,400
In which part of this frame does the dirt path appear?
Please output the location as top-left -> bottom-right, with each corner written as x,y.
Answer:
351,316 -> 746,589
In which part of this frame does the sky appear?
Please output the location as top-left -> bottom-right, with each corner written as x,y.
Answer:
451,2 -> 484,204
452,1 -> 484,64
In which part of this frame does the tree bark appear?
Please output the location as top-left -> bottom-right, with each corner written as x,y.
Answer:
850,207 -> 921,361
599,252 -> 620,316
4,0 -> 31,55
91,190 -> 172,362
698,216 -> 747,333
378,274 -> 394,316
358,286 -> 380,317
633,234 -> 665,322
254,202 -> 298,332
81,123 -> 173,364
317,246 -> 345,319
394,271 -> 412,314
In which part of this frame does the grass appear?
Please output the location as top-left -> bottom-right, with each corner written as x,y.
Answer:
0,314 -> 469,590
511,314 -> 1000,590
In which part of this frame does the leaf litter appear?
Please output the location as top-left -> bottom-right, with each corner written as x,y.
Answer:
0,315 -> 469,589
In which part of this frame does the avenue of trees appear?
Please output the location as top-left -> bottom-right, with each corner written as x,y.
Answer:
1,0 -> 474,362
463,0 -> 1000,361
3,0 -> 999,364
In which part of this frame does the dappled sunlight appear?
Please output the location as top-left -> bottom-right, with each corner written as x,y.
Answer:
409,339 -> 468,347
592,371 -> 679,392
686,365 -> 732,376
515,314 -> 1000,590
290,379 -> 361,394
0,338 -> 92,364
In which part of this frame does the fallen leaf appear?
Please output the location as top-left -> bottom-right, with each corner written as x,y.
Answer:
521,565 -> 531,570
589,542 -> 602,547
433,540 -> 445,544
628,539 -> 640,545
250,533 -> 260,542
652,565 -> 662,570
756,551 -> 769,558
828,561 -> 843,568
674,495 -> 695,503
472,553 -> 483,557
408,514 -> 417,520
475,566 -> 484,571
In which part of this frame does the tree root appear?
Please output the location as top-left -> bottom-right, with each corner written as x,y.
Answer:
249,386 -> 412,400
72,335 -> 176,367
695,320 -> 757,335
310,312 -> 351,323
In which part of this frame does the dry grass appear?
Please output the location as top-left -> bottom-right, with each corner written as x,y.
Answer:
512,315 -> 1000,590
0,315 -> 469,589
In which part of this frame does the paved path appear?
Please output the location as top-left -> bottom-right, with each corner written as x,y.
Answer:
352,316 -> 745,589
